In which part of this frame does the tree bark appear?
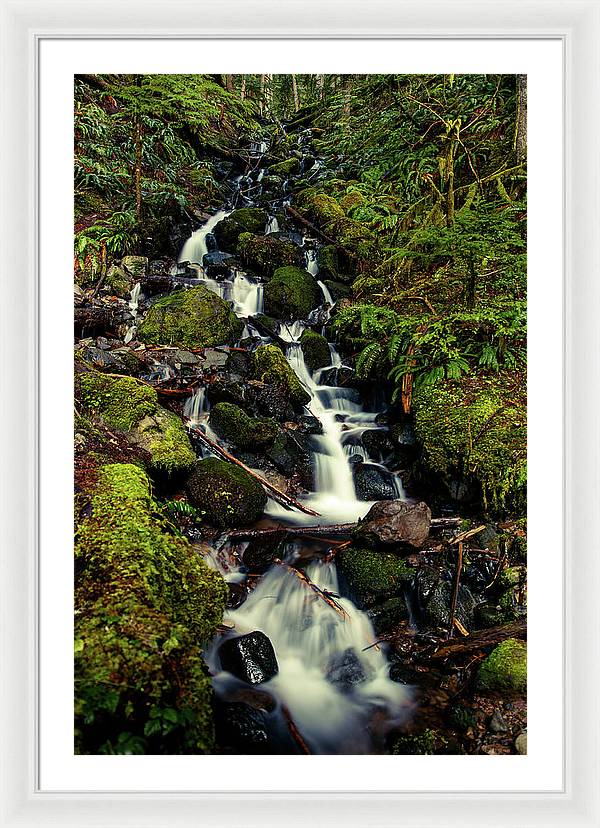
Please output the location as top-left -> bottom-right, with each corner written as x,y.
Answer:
428,619 -> 527,661
133,74 -> 143,222
240,75 -> 246,100
514,74 -> 527,164
225,74 -> 234,93
316,74 -> 325,101
291,74 -> 300,112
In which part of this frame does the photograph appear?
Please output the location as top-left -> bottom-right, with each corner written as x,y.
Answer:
73,72 -> 527,757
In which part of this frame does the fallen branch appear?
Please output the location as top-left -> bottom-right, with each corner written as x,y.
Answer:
225,516 -> 460,542
428,619 -> 527,661
275,559 -> 348,619
446,541 -> 464,640
284,205 -> 345,250
450,524 -> 487,545
189,426 -> 320,517
281,705 -> 311,754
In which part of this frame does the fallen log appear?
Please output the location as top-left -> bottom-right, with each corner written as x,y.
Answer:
225,516 -> 460,541
188,426 -> 320,518
428,619 -> 527,661
284,205 -> 344,250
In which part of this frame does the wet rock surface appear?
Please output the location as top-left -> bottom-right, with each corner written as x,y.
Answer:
218,631 -> 279,684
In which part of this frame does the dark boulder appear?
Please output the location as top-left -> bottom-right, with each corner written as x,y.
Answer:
326,648 -> 367,692
214,701 -> 271,753
354,499 -> 432,549
318,365 -> 360,389
266,429 -> 312,479
186,458 -> 267,528
213,208 -> 269,252
246,380 -> 295,422
202,250 -> 236,278
218,631 -> 279,684
353,462 -> 399,501
361,429 -> 395,462
367,596 -> 409,635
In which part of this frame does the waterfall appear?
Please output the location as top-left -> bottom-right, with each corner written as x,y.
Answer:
183,387 -> 208,425
207,558 -> 411,754
124,282 -> 142,344
265,216 -> 279,234
178,209 -> 231,268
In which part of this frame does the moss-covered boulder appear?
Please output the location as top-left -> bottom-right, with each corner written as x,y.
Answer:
268,157 -> 300,176
186,458 -> 267,528
476,639 -> 527,694
263,266 -> 321,320
236,232 -> 303,277
253,344 -> 310,407
76,371 -> 195,477
413,377 -> 527,513
316,245 -> 342,281
209,402 -> 279,449
295,188 -> 345,228
138,285 -> 243,348
213,207 -> 268,252
129,408 -> 196,476
336,546 -> 412,609
300,329 -> 331,371
75,463 -> 227,754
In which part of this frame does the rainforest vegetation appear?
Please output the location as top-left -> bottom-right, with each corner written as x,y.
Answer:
74,73 -> 527,757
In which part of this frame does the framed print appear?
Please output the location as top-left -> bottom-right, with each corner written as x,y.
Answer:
1,1 -> 599,826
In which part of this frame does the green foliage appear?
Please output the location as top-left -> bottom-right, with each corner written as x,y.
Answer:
75,463 -> 227,754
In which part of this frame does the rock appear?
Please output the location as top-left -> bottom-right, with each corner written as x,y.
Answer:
199,348 -> 231,371
202,250 -> 236,277
354,499 -> 432,549
367,596 -> 408,634
78,345 -> 139,375
336,546 -> 412,609
210,402 -> 279,449
477,639 -> 527,694
186,458 -> 267,528
237,232 -> 303,277
515,731 -> 527,754
213,207 -> 269,252
353,462 -> 399,501
326,648 -> 367,692
266,428 -> 311,479
137,285 -> 243,348
268,157 -> 300,176
161,349 -> 201,367
242,534 -> 284,572
218,631 -> 279,684
322,279 -> 352,301
207,380 -> 247,408
360,429 -> 395,461
102,264 -> 131,298
318,365 -> 359,389
253,344 -> 311,407
447,703 -> 478,732
129,408 -> 196,477
247,380 -> 295,422
227,582 -> 247,609
214,701 -> 271,753
297,414 -> 323,435
422,580 -> 477,631
299,329 -> 331,371
316,245 -> 341,281
489,709 -> 508,733
263,266 -> 322,320
121,255 -> 148,279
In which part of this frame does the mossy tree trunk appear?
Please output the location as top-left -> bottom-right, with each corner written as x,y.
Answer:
514,74 -> 527,164
133,74 -> 143,223
291,74 -> 300,112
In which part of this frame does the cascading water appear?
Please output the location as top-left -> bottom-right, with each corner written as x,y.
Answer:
124,282 -> 142,344
176,137 -> 410,753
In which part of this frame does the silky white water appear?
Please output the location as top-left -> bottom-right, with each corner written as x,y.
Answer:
178,208 -> 231,268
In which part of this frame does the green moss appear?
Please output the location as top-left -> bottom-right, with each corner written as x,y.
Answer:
477,638 -> 527,693
186,457 -> 267,528
131,408 -> 196,476
316,245 -> 341,280
300,329 -> 331,371
336,546 -> 412,608
75,463 -> 227,754
137,285 -> 243,348
209,402 -> 279,449
213,207 -> 268,252
340,190 -> 366,214
253,344 -> 311,406
413,376 -> 527,513
78,372 -> 158,432
236,232 -> 303,277
295,188 -> 345,227
391,729 -> 445,755
263,265 -> 321,320
268,157 -> 300,176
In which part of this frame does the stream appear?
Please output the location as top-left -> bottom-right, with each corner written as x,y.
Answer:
175,135 -> 412,753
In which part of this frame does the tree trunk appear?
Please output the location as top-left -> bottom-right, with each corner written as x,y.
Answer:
225,74 -> 234,93
343,75 -> 353,117
291,74 -> 300,112
263,73 -> 273,116
133,74 -> 143,223
316,74 -> 325,100
445,123 -> 458,227
514,74 -> 527,164
240,75 -> 246,100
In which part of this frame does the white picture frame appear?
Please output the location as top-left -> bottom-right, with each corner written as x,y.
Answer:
1,0 -> 598,825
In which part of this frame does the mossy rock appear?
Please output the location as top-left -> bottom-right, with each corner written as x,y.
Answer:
209,402 -> 279,449
213,207 -> 268,252
236,232 -> 303,277
137,285 -> 243,348
186,458 -> 267,528
300,329 -> 331,371
130,408 -> 196,476
253,344 -> 310,407
78,372 -> 158,432
263,266 -> 321,320
340,190 -> 367,214
268,157 -> 300,176
294,188 -> 345,228
413,377 -> 527,514
316,245 -> 341,280
75,463 -> 227,754
477,639 -> 527,694
336,546 -> 413,609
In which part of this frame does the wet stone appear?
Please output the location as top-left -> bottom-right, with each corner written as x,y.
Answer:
218,631 -> 279,684
326,648 -> 367,692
